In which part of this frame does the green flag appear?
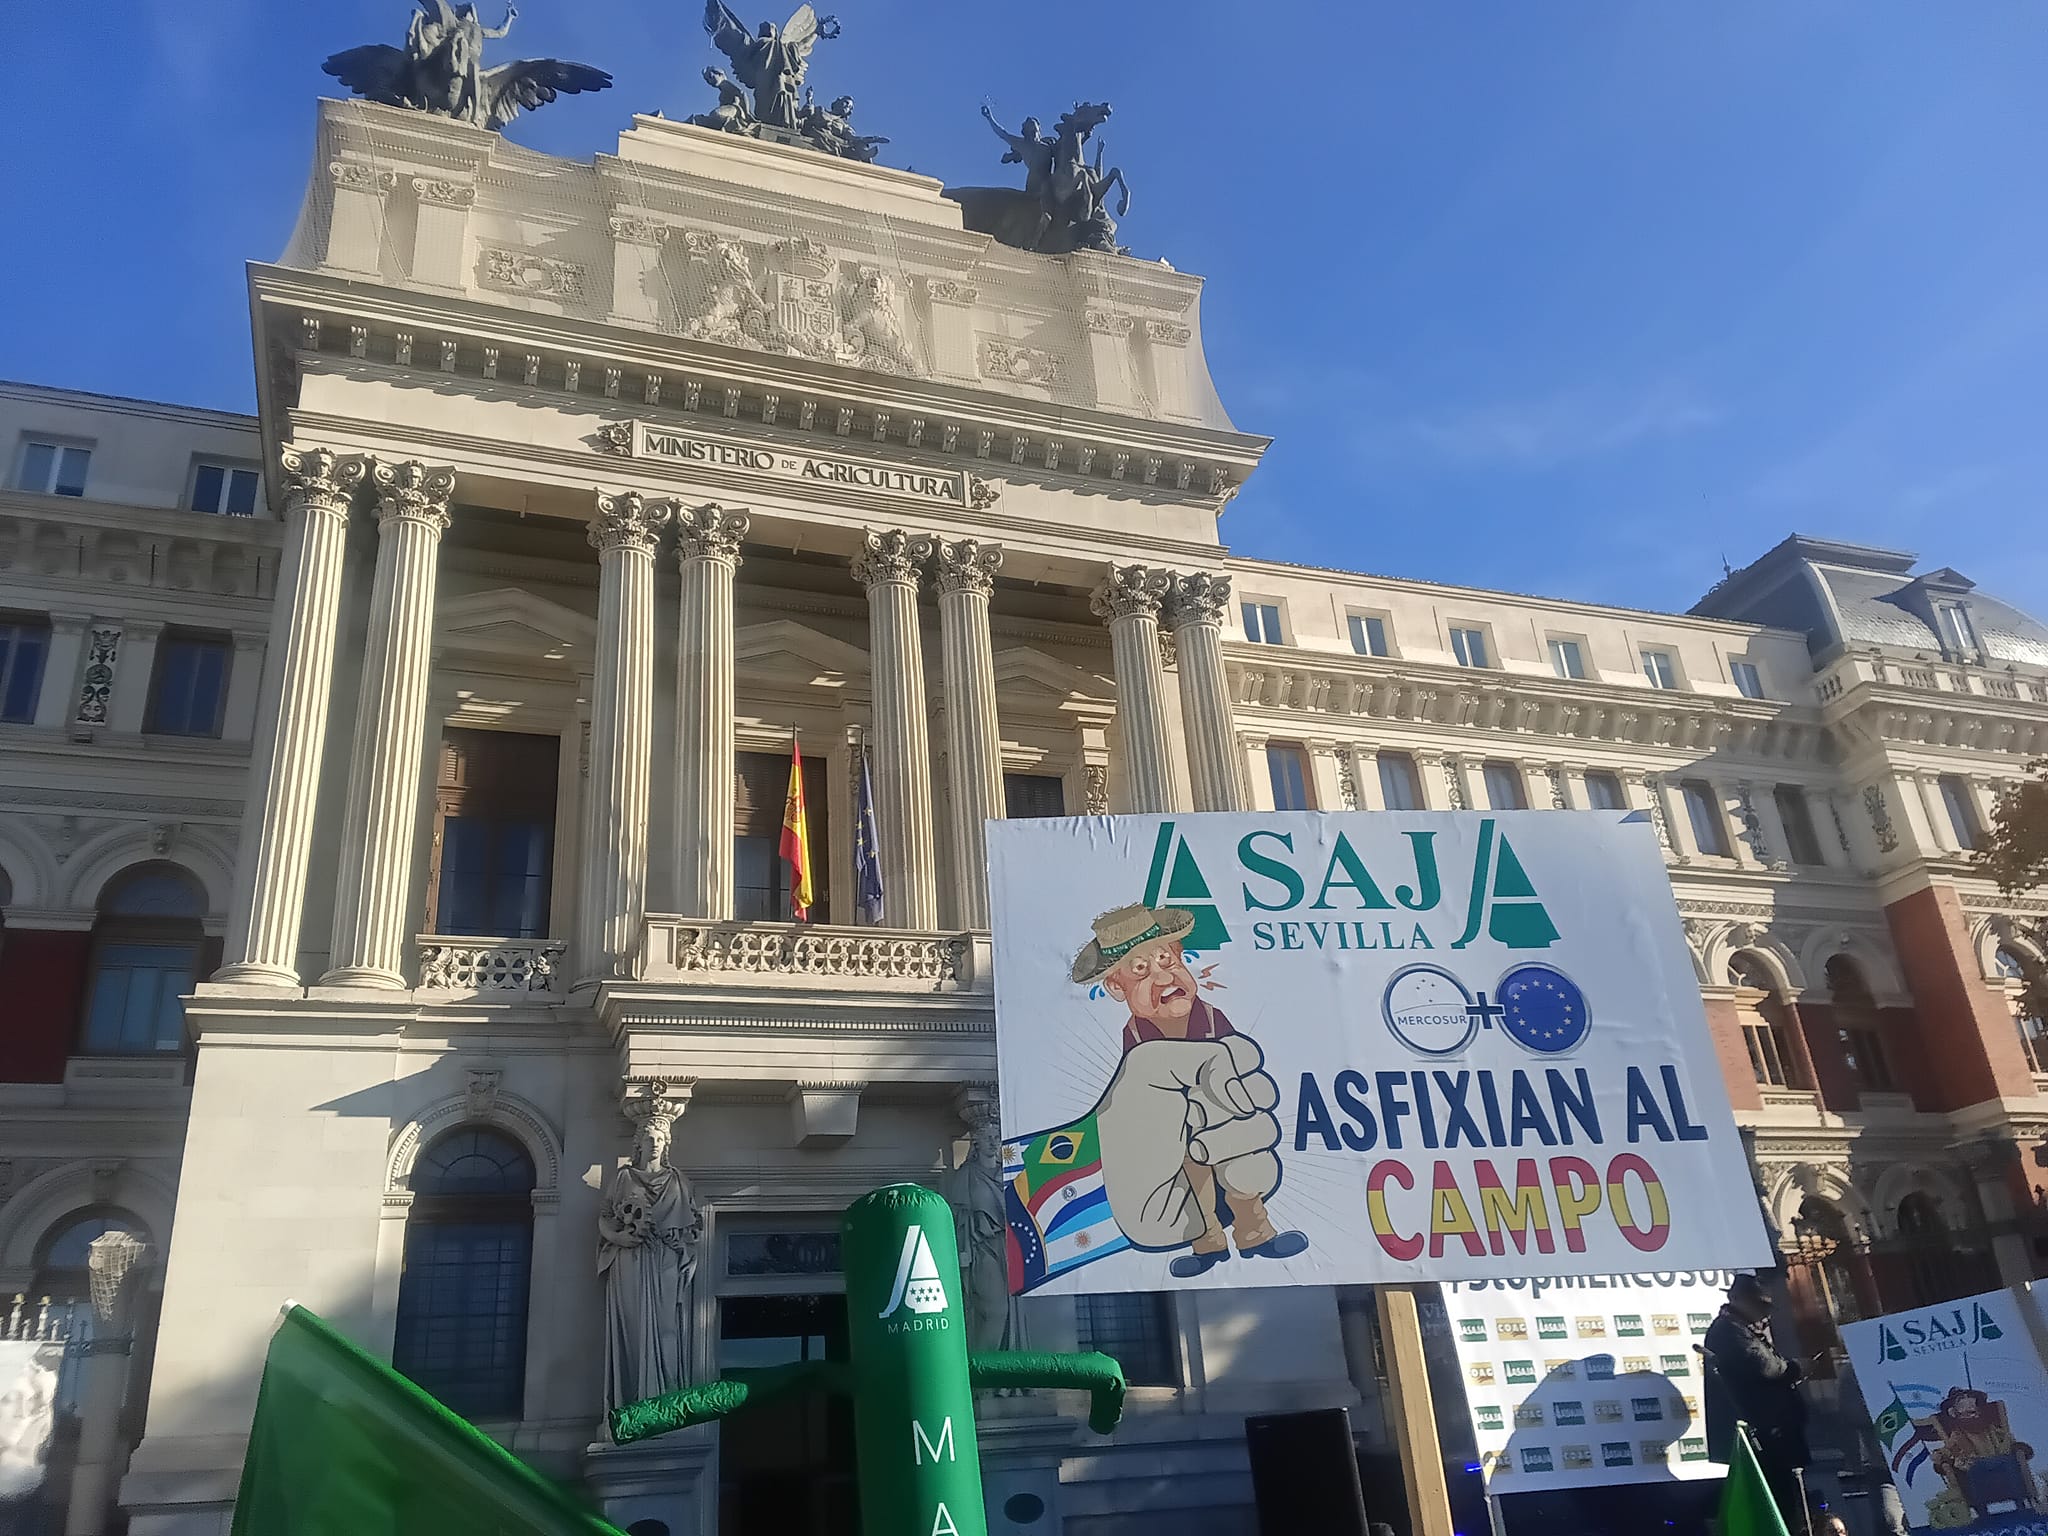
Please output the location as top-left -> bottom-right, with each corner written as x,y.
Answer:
231,1305 -> 626,1536
1872,1394 -> 1912,1448
1717,1423 -> 1792,1536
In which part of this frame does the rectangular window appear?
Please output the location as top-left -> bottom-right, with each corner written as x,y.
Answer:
0,618 -> 50,723
734,749 -> 828,921
1003,772 -> 1066,819
146,634 -> 230,737
1680,779 -> 1731,856
83,941 -> 197,1053
1241,602 -> 1283,645
1547,638 -> 1586,680
1936,603 -> 1977,654
1449,626 -> 1489,668
17,440 -> 90,497
1267,742 -> 1312,812
429,729 -> 561,938
1641,648 -> 1678,689
1378,751 -> 1422,811
1482,760 -> 1527,810
1774,785 -> 1826,866
1838,1028 -> 1895,1094
1731,660 -> 1765,700
1939,775 -> 1980,850
1348,613 -> 1389,658
1743,1014 -> 1791,1088
190,462 -> 261,517
1583,771 -> 1626,811
1076,1293 -> 1179,1387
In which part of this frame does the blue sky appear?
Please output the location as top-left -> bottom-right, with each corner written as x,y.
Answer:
4,3 -> 2043,614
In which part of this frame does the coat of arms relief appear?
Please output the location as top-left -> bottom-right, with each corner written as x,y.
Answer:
677,232 -> 921,376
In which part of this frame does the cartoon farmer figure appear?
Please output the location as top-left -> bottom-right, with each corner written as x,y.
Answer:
1006,903 -> 1309,1289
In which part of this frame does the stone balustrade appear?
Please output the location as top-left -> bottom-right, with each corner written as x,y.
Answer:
639,918 -> 981,991
1817,647 -> 2048,705
415,936 -> 568,994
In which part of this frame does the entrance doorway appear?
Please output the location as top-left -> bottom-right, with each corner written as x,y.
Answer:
717,1293 -> 859,1536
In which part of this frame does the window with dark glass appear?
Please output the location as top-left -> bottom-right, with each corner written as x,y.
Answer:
1939,776 -> 1980,850
1936,603 -> 1977,655
1378,752 -> 1422,811
1583,771 -> 1625,811
82,865 -> 206,1054
1348,614 -> 1389,657
1774,785 -> 1826,866
1267,742 -> 1312,811
392,1128 -> 534,1420
0,617 -> 49,723
17,440 -> 90,497
1449,626 -> 1489,668
1728,954 -> 1806,1090
1076,1293 -> 1179,1387
146,633 -> 230,737
734,749 -> 827,921
1827,956 -> 1894,1094
1482,760 -> 1526,810
1241,602 -> 1283,645
34,1209 -> 145,1303
1003,772 -> 1066,819
190,462 -> 260,516
428,729 -> 559,938
1679,779 -> 1731,857
1731,660 -> 1765,700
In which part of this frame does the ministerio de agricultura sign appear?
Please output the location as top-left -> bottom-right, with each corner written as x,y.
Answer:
614,421 -> 998,509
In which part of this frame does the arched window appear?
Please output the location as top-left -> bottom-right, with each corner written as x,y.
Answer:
1995,947 -> 2048,1075
1826,955 -> 1894,1094
33,1209 -> 146,1302
1795,1196 -> 1867,1327
1728,953 -> 1806,1090
1895,1191 -> 1944,1238
82,864 -> 206,1055
392,1127 -> 535,1420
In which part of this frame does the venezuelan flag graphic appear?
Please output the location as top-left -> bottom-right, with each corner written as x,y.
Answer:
1004,1115 -> 1130,1293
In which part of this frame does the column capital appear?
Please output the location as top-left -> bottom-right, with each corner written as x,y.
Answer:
851,527 -> 932,590
621,1076 -> 696,1136
673,501 -> 750,565
368,459 -> 456,532
279,446 -> 368,517
1163,569 -> 1234,630
1090,562 -> 1170,623
929,536 -> 1003,598
589,489 -> 672,554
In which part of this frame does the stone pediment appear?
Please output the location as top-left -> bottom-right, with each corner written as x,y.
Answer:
991,646 -> 1112,706
437,588 -> 595,670
734,619 -> 869,686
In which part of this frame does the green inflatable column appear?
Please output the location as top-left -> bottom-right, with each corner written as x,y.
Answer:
842,1183 -> 989,1536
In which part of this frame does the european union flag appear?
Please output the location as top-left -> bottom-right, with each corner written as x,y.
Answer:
1496,964 -> 1590,1053
854,745 -> 884,924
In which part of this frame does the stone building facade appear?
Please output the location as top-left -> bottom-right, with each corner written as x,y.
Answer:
0,96 -> 2045,1535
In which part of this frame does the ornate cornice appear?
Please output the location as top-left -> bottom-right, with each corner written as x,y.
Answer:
328,161 -> 396,194
851,528 -> 931,590
1164,570 -> 1233,630
1085,309 -> 1135,338
278,445 -> 367,517
1091,563 -> 1172,624
929,537 -> 1003,599
412,176 -> 476,208
368,459 -> 456,532
672,502 -> 750,566
588,490 -> 671,555
608,215 -> 670,247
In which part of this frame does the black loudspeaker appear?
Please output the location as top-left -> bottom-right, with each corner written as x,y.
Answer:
1244,1406 -> 1371,1536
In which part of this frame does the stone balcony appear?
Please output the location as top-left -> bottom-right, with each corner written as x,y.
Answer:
1817,647 -> 2048,706
414,935 -> 568,997
637,918 -> 989,993
1814,647 -> 2048,755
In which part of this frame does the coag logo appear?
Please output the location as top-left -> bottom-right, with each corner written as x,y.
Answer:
878,1225 -> 948,1318
1876,1302 -> 2004,1363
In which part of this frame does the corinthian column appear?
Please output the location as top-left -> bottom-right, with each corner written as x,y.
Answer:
577,492 -> 671,982
852,529 -> 938,930
931,538 -> 1005,929
1164,571 -> 1249,812
672,503 -> 750,920
1091,564 -> 1176,813
321,460 -> 456,989
217,447 -> 366,985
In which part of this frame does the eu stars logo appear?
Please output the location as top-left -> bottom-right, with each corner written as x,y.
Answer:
1496,964 -> 1590,1055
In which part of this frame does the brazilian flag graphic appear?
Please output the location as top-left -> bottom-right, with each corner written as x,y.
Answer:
1004,1114 -> 1131,1292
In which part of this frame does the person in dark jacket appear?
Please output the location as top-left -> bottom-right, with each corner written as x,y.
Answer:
1703,1273 -> 1811,1524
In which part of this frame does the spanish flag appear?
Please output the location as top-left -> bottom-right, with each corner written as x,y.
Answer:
779,737 -> 814,921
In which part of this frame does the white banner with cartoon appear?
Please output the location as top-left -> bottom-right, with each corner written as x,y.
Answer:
1443,1272 -> 1736,1493
1840,1289 -> 2048,1536
987,811 -> 1772,1294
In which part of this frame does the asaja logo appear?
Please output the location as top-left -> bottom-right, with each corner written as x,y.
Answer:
879,1225 -> 948,1319
1586,1355 -> 1617,1381
1553,1400 -> 1586,1426
1458,1318 -> 1489,1344
1876,1302 -> 2004,1362
1537,1316 -> 1567,1340
1660,1354 -> 1691,1378
1519,1447 -> 1553,1474
1505,1359 -> 1537,1385
1631,1397 -> 1665,1422
1140,822 -> 1231,950
1680,1438 -> 1708,1463
1615,1314 -> 1644,1338
1475,1405 -> 1505,1432
1601,1442 -> 1634,1467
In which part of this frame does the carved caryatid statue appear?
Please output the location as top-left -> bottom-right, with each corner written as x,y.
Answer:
702,1 -> 840,133
324,1 -> 612,132
951,101 -> 1134,256
599,1084 -> 702,1417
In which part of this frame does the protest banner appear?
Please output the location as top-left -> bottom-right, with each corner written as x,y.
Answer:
988,810 -> 1773,1294
1840,1288 -> 2048,1536
1442,1271 -> 1736,1493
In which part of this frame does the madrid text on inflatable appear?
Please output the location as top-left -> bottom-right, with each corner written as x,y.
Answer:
987,811 -> 1775,1294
